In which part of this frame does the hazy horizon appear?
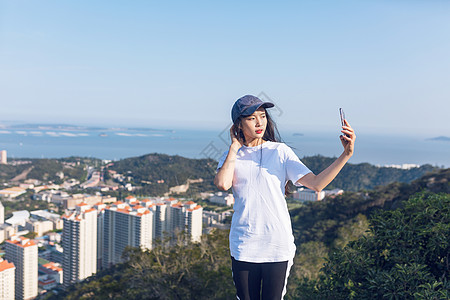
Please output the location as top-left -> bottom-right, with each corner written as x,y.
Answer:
1,117 -> 450,140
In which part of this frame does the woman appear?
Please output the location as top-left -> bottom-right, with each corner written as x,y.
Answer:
214,95 -> 356,300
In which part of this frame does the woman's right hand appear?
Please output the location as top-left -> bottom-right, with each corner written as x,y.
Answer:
230,125 -> 244,149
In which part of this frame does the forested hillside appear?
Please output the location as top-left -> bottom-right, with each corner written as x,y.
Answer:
40,168 -> 449,300
105,153 -> 218,196
106,153 -> 437,195
0,157 -> 92,183
293,192 -> 449,299
1,153 -> 437,195
290,168 -> 450,248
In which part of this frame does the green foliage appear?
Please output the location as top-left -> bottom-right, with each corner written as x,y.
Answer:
24,231 -> 37,239
124,230 -> 234,299
3,199 -> 52,219
312,192 -> 450,299
290,192 -> 371,248
0,163 -> 30,181
0,158 -> 88,183
290,168 -> 449,250
292,241 -> 329,280
333,214 -> 370,249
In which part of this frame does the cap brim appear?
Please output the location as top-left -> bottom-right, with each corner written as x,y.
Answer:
241,102 -> 274,117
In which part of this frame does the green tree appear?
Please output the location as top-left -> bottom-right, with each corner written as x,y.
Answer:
310,192 -> 450,299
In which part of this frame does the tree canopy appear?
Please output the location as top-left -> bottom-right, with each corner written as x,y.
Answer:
294,192 -> 449,299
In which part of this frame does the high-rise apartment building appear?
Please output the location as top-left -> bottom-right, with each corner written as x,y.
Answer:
0,258 -> 15,300
185,202 -> 203,242
94,202 -> 107,270
154,203 -> 168,241
62,203 -> 97,286
0,201 -> 4,224
102,201 -> 153,268
59,197 -> 202,274
5,236 -> 38,300
153,198 -> 178,241
170,201 -> 203,242
0,150 -> 6,165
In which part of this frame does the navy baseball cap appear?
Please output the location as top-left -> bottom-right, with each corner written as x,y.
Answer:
231,95 -> 274,123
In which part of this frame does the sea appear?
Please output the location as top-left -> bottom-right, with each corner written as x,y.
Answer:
0,127 -> 448,168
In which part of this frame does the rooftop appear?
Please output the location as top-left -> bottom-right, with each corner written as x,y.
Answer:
0,259 -> 15,272
42,262 -> 62,272
7,236 -> 36,248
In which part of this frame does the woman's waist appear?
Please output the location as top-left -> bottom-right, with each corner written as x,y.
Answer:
230,222 -> 294,237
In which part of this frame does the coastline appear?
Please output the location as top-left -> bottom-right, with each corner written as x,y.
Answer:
0,128 -> 448,167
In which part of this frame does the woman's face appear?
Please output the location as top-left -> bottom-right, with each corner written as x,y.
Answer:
240,107 -> 267,143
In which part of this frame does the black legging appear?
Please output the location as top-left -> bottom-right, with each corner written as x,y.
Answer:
231,257 -> 290,300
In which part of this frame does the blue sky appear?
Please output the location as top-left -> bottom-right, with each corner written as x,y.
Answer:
1,0 -> 449,136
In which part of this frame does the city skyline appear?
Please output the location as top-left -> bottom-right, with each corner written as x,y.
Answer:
1,1 -> 450,136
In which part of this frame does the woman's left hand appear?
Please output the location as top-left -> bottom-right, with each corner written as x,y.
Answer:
340,119 -> 356,157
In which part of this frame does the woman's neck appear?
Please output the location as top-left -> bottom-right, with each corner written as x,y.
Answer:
245,138 -> 266,147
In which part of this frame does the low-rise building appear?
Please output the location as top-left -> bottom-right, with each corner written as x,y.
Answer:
0,224 -> 16,243
203,210 -> 232,226
63,194 -> 102,209
19,183 -> 34,190
38,276 -> 57,291
209,192 -> 234,206
34,190 -> 69,203
0,187 -> 27,199
62,179 -> 80,190
31,210 -> 63,230
292,188 -> 344,202
39,262 -> 63,285
324,189 -> 344,198
46,232 -> 62,243
25,219 -> 54,237
292,188 -> 325,201
62,194 -> 115,209
5,210 -> 30,227
39,245 -> 63,265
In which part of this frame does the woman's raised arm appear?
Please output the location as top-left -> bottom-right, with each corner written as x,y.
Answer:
214,126 -> 243,191
297,119 -> 356,192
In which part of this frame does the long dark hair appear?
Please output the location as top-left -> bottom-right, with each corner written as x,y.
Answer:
234,108 -> 282,144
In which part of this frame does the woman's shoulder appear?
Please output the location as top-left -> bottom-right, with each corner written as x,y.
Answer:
265,142 -> 298,160
265,141 -> 290,151
264,141 -> 281,147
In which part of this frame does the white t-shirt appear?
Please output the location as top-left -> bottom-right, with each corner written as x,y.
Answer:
217,141 -> 311,263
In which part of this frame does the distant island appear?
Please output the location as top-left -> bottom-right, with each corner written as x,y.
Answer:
427,136 -> 450,142
292,132 -> 304,136
0,122 -> 175,133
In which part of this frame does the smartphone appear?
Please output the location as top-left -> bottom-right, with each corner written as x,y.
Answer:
339,108 -> 349,137
339,108 -> 345,127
